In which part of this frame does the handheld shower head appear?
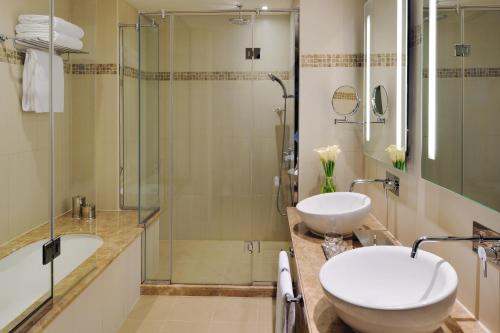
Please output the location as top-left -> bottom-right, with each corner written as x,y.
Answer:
268,73 -> 292,98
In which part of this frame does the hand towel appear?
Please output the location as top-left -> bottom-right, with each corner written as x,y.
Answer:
276,269 -> 295,333
18,15 -> 84,39
16,31 -> 83,50
22,49 -> 64,113
276,251 -> 296,333
279,250 -> 290,274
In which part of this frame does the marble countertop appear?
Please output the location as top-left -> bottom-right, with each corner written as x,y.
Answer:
0,210 -> 148,333
287,207 -> 487,333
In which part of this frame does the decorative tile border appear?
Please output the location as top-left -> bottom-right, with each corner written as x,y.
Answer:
301,54 -> 364,68
72,63 -> 117,75
410,24 -> 423,48
122,68 -> 290,81
0,47 -> 24,65
370,53 -> 397,67
423,67 -> 500,78
301,53 -> 399,68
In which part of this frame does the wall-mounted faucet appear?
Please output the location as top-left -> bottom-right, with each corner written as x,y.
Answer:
349,171 -> 399,196
411,235 -> 500,277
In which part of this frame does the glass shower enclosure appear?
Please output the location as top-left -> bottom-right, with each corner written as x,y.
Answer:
131,9 -> 299,285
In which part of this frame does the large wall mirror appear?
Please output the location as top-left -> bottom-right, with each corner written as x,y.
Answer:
363,0 -> 409,171
422,0 -> 500,212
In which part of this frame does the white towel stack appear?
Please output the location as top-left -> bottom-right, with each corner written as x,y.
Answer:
16,15 -> 84,50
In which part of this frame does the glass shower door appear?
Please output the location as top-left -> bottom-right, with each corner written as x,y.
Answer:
250,12 -> 294,283
170,14 -> 254,284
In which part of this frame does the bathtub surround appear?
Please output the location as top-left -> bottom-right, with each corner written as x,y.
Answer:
0,210 -> 144,332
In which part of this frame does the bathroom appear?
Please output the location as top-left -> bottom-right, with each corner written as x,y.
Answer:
0,0 -> 499,332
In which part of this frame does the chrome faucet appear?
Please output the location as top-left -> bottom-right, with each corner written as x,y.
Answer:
349,177 -> 399,194
411,235 -> 500,277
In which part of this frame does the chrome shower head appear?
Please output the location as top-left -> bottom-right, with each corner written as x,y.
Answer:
229,4 -> 250,25
268,73 -> 292,98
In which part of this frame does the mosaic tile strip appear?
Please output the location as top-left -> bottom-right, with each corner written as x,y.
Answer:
333,91 -> 357,100
410,24 -> 423,48
423,67 -> 500,78
122,66 -> 139,79
370,53 -> 397,67
301,54 -> 364,68
72,63 -> 117,75
301,53 -> 400,68
465,67 -> 500,78
0,47 -> 24,65
122,68 -> 290,81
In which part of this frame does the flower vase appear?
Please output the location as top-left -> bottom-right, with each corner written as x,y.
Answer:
321,176 -> 336,193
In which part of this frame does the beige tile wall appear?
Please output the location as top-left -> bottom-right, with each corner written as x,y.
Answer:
0,0 -> 73,245
298,0 -> 365,198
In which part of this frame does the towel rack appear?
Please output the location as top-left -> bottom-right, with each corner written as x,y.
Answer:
0,34 -> 87,55
285,293 -> 303,304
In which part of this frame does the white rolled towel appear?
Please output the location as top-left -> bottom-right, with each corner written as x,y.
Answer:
16,31 -> 83,50
278,250 -> 290,274
22,49 -> 64,113
18,15 -> 84,39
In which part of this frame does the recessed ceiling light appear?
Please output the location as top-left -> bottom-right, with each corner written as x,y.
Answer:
261,5 -> 269,10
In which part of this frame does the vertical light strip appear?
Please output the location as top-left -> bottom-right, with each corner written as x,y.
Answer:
428,0 -> 437,159
365,15 -> 371,142
396,0 -> 403,149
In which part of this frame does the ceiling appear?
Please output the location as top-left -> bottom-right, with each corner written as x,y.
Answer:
126,0 -> 296,11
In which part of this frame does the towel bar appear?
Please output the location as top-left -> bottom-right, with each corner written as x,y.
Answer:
286,294 -> 303,304
0,34 -> 87,55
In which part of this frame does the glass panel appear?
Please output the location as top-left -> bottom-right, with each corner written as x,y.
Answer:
250,12 -> 295,283
422,6 -> 463,193
52,0 -> 98,307
145,16 -> 171,281
121,26 -> 139,209
0,1 -> 52,330
462,9 -> 500,211
139,15 -> 160,223
170,14 -> 254,284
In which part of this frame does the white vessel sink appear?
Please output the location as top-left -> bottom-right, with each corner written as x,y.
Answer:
319,246 -> 458,333
296,192 -> 370,235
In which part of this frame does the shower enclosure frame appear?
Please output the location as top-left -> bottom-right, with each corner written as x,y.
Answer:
137,8 -> 300,285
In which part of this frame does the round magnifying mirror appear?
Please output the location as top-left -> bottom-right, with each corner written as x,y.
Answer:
331,85 -> 360,117
371,85 -> 389,118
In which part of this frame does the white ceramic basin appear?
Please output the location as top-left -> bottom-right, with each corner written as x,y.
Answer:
319,246 -> 458,333
296,192 -> 371,235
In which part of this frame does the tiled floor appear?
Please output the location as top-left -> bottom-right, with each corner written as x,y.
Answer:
119,296 -> 275,333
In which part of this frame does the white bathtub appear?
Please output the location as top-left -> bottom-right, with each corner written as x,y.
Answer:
0,234 -> 103,330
